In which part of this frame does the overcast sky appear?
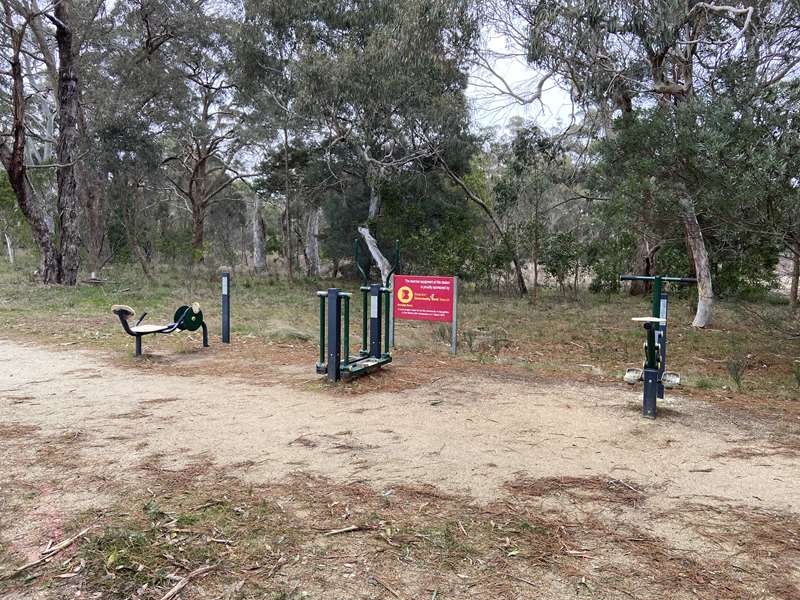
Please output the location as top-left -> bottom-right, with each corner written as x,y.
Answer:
466,31 -> 574,135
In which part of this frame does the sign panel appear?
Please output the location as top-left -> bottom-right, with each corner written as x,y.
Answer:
394,275 -> 455,322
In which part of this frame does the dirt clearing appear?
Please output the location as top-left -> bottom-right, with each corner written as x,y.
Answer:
1,339 -> 799,599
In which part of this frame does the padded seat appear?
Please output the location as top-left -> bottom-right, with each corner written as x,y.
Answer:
130,324 -> 172,334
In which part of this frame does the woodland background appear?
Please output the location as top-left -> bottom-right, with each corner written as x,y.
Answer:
2,0 -> 800,328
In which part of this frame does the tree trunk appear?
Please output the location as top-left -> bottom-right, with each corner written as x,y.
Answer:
368,178 -> 381,220
190,157 -> 208,263
305,206 -> 321,277
191,204 -> 205,264
358,226 -> 391,285
680,196 -> 713,327
123,180 -> 153,281
54,0 -> 81,285
283,126 -> 293,279
0,19 -> 60,283
629,190 -> 658,295
790,250 -> 799,312
4,232 -> 14,264
78,106 -> 106,276
252,195 -> 265,273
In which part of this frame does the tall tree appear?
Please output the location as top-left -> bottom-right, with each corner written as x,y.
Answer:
489,0 -> 800,325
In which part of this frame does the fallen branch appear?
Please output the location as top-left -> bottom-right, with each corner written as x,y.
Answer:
507,573 -> 537,587
159,564 -> 215,600
607,479 -> 644,496
323,525 -> 361,537
1,526 -> 94,580
369,575 -> 403,599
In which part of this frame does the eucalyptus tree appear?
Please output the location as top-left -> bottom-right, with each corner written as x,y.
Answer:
247,0 -> 477,283
486,0 -> 800,325
0,0 -> 82,283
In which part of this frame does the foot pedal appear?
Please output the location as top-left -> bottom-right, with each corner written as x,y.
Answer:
624,368 -> 643,385
661,371 -> 680,388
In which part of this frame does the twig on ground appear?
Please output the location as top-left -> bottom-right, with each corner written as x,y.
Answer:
369,575 -> 403,599
1,526 -> 94,580
158,564 -> 215,600
608,479 -> 644,495
323,524 -> 361,536
507,573 -> 537,587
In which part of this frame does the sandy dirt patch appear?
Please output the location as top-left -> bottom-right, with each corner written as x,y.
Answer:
1,339 -> 799,598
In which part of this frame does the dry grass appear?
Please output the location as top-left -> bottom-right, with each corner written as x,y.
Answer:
1,260 -> 798,415
1,463 -> 797,600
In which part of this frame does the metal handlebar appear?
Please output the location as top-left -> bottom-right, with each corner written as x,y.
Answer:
619,275 -> 697,284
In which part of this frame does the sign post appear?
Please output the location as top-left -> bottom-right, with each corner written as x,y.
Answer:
451,276 -> 458,354
221,271 -> 230,343
393,274 -> 458,354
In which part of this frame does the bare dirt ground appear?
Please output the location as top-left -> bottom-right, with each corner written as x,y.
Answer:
1,338 -> 799,599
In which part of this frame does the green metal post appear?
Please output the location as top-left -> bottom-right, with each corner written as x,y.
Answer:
342,294 -> 350,366
361,287 -> 368,354
383,289 -> 391,356
318,294 -> 326,366
646,276 -> 662,369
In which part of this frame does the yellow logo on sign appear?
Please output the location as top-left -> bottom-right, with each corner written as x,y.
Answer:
397,286 -> 414,304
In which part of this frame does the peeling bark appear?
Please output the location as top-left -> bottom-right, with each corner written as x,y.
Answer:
252,195 -> 265,273
358,226 -> 391,285
680,196 -> 713,327
53,0 -> 81,285
4,232 -> 14,264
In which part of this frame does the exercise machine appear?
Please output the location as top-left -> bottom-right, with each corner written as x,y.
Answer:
620,275 -> 696,418
315,239 -> 399,382
112,303 -> 209,356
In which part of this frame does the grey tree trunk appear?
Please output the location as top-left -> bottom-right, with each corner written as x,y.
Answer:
4,232 -> 14,264
305,206 -> 321,277
54,0 -> 81,285
358,226 -> 391,285
680,196 -> 713,327
0,14 -> 60,283
790,250 -> 799,312
252,195 -> 265,273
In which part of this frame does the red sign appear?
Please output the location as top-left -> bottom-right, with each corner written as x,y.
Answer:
394,275 -> 455,322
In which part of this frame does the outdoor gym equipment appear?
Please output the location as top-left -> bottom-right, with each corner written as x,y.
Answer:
315,239 -> 399,382
620,275 -> 696,418
112,303 -> 209,356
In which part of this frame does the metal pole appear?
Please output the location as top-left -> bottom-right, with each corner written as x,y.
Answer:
342,293 -> 350,366
389,274 -> 395,349
361,287 -> 368,355
451,276 -> 458,354
326,288 -> 341,382
646,276 -> 662,369
222,271 -> 230,343
383,288 -> 390,356
657,292 -> 668,400
318,293 -> 326,367
369,284 -> 382,359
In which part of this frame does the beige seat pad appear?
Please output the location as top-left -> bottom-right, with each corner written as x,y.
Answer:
130,324 -> 169,334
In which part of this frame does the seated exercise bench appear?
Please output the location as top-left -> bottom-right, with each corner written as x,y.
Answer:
112,303 -> 209,356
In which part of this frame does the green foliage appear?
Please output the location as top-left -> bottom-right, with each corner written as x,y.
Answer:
541,231 -> 581,292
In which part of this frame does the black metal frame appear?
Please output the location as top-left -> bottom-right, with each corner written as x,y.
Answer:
113,305 -> 209,356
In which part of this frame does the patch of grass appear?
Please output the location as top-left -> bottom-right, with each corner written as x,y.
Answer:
693,376 -> 725,390
726,351 -> 750,392
1,258 -> 799,413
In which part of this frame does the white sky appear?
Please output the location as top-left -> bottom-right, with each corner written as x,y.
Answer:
466,31 -> 574,136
